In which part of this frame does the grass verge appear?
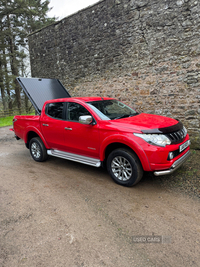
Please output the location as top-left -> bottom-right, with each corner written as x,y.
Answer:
0,116 -> 15,127
0,113 -> 35,127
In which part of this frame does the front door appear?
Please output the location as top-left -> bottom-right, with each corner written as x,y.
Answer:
63,102 -> 100,158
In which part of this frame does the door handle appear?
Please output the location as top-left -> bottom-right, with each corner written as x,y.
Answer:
65,127 -> 72,131
43,124 -> 49,127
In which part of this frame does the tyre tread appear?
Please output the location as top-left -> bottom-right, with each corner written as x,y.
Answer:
107,148 -> 143,186
30,137 -> 48,162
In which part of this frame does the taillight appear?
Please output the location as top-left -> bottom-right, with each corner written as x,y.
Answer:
13,118 -> 17,128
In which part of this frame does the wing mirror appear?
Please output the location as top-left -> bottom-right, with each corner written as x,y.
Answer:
79,115 -> 93,125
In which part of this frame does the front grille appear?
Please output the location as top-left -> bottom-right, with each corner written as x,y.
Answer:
166,128 -> 187,144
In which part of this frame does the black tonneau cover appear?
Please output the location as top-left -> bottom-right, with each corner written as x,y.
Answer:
17,77 -> 71,114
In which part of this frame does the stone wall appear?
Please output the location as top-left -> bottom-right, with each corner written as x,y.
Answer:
28,0 -> 200,148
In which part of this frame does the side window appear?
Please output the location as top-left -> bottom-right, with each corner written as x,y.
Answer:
67,102 -> 90,122
46,102 -> 64,119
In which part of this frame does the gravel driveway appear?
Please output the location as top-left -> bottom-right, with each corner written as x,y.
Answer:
0,126 -> 200,267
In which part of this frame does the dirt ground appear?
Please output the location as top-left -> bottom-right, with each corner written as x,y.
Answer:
0,126 -> 200,267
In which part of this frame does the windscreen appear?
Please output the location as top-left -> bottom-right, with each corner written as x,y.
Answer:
87,100 -> 138,120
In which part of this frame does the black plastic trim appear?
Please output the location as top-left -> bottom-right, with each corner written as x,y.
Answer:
141,121 -> 183,134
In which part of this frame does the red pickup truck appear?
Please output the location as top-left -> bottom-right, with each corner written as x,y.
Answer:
12,78 -> 191,186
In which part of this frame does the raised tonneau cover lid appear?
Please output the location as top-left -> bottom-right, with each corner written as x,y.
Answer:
17,77 -> 71,114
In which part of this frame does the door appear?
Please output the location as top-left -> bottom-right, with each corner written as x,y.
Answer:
41,102 -> 66,150
64,102 -> 100,158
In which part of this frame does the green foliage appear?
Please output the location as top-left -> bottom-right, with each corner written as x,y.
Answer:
0,0 -> 56,113
0,115 -> 14,127
0,112 -> 35,127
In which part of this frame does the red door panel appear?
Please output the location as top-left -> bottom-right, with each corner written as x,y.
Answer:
63,121 -> 100,158
41,115 -> 66,150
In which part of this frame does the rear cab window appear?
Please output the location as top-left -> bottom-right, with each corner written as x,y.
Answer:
45,102 -> 64,119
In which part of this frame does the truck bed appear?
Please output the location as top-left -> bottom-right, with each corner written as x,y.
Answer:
14,115 -> 41,140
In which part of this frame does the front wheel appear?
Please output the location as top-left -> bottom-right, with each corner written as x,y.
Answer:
29,137 -> 48,162
107,149 -> 143,186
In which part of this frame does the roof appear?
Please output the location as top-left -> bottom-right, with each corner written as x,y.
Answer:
45,96 -> 114,103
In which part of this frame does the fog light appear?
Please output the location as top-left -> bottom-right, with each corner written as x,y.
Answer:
168,152 -> 174,160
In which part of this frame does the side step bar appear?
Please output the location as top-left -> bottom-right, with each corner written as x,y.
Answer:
47,149 -> 101,167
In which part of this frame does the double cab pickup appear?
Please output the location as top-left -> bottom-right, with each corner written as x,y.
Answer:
12,77 -> 191,186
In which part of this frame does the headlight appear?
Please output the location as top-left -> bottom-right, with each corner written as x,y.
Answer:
134,133 -> 171,147
183,126 -> 187,137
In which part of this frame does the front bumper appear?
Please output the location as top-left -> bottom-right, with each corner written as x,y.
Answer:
154,150 -> 191,176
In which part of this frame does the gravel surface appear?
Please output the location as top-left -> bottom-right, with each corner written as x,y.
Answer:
142,150 -> 200,199
0,126 -> 200,267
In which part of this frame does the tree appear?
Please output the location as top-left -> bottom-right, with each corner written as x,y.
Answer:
0,0 -> 56,114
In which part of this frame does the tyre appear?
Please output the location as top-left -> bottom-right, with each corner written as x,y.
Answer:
107,148 -> 143,186
29,137 -> 48,162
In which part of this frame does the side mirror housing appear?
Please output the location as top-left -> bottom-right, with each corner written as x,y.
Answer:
79,115 -> 93,125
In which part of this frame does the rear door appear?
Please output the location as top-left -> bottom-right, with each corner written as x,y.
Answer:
40,102 -> 66,150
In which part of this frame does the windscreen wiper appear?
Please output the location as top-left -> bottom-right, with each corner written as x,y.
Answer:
114,113 -> 139,120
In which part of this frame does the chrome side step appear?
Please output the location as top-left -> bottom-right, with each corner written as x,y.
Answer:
47,149 -> 101,167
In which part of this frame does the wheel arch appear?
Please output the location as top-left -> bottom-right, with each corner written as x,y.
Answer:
100,137 -> 151,172
25,127 -> 49,149
105,142 -> 133,161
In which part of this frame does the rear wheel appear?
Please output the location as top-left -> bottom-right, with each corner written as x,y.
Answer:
29,137 -> 48,162
107,149 -> 143,186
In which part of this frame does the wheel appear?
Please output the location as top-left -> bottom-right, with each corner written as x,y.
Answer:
107,149 -> 143,186
29,137 -> 48,162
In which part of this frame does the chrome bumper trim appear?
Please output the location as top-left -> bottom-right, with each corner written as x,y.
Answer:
47,149 -> 101,167
154,150 -> 191,176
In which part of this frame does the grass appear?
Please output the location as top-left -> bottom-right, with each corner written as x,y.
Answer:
0,116 -> 15,127
0,113 -> 35,127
